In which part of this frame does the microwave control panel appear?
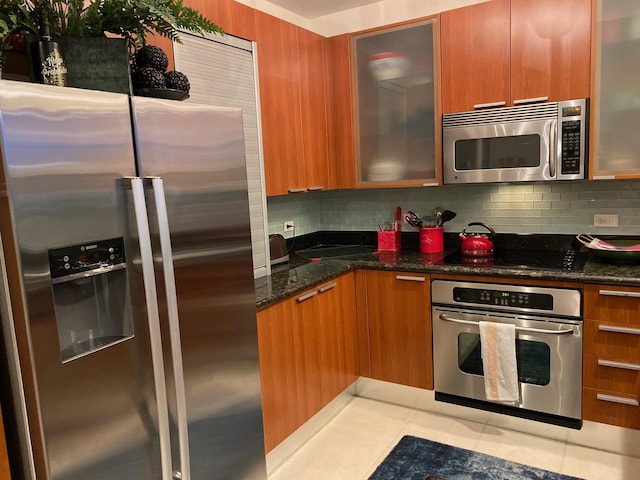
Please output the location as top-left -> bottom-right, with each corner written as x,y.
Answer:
560,120 -> 582,175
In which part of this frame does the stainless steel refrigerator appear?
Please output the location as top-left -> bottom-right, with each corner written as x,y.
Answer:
0,80 -> 266,480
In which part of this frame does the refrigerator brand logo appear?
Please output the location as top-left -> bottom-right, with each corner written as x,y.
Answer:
80,245 -> 98,251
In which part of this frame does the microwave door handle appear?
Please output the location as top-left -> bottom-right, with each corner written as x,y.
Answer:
549,119 -> 558,178
148,177 -> 191,480
438,313 -> 575,335
130,177 -> 173,480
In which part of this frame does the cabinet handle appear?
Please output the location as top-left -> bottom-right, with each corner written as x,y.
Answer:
596,393 -> 639,407
593,175 -> 616,180
422,182 -> 439,187
296,290 -> 318,302
307,186 -> 325,191
288,188 -> 307,193
513,96 -> 549,105
395,275 -> 426,282
318,281 -> 337,293
598,325 -> 640,335
599,289 -> 640,298
473,101 -> 506,109
598,359 -> 640,371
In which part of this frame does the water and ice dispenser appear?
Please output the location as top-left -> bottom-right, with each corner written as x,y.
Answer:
48,238 -> 134,362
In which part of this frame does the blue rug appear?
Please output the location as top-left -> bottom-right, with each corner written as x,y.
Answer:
369,435 -> 583,480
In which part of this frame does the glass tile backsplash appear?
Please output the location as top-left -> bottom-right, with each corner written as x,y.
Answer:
267,180 -> 640,237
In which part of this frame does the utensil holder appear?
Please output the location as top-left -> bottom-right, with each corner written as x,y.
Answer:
419,227 -> 444,253
377,231 -> 401,251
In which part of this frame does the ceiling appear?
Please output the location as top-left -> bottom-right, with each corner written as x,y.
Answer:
267,0 -> 381,19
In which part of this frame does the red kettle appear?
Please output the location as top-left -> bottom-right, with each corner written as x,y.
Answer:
459,222 -> 496,257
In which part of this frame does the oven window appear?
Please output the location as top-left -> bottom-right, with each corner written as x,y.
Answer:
457,332 -> 551,386
454,134 -> 541,170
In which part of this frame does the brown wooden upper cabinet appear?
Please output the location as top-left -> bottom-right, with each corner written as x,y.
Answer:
254,12 -> 333,196
353,19 -> 441,187
441,0 -> 591,114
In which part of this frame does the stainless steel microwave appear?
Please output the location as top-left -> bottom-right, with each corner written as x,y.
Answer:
443,99 -> 588,184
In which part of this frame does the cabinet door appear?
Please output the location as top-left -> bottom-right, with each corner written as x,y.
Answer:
0,403 -> 10,480
315,275 -> 358,407
441,0 -> 511,113
255,11 -> 306,196
297,28 -> 332,192
326,34 -> 357,189
257,273 -> 357,452
257,296 -> 308,452
353,19 -> 440,186
510,0 -> 591,104
365,271 -> 432,389
591,1 -> 640,178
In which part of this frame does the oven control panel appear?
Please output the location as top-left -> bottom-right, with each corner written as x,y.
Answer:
432,280 -> 582,318
453,287 -> 553,310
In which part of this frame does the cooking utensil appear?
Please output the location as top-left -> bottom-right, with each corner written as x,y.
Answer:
433,207 -> 457,226
440,209 -> 457,225
459,222 -> 495,257
422,215 -> 436,227
404,211 -> 423,228
394,206 -> 402,231
433,207 -> 444,227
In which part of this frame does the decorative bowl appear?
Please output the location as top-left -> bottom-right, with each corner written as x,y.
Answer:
368,52 -> 410,81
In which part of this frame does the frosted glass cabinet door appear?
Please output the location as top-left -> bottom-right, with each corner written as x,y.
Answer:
592,0 -> 640,178
353,20 -> 440,186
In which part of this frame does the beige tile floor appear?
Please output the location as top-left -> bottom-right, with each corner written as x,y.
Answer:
268,397 -> 640,480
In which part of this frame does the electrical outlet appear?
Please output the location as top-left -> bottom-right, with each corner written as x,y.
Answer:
284,220 -> 295,232
594,214 -> 619,228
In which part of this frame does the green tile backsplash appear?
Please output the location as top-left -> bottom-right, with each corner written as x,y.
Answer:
267,180 -> 640,237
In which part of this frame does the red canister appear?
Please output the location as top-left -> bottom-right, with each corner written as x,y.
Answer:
419,227 -> 444,254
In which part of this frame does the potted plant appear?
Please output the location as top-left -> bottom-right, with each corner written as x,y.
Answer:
1,1 -> 224,91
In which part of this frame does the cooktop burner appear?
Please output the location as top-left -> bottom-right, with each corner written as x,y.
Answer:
443,248 -> 588,272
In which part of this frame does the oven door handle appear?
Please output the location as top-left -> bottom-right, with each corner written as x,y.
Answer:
438,313 -> 575,335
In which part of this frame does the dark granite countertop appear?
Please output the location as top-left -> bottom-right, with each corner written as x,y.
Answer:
254,232 -> 640,310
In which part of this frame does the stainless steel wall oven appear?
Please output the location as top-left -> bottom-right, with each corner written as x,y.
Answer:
432,279 -> 583,429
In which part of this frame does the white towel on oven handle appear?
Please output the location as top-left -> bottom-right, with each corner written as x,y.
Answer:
479,321 -> 519,403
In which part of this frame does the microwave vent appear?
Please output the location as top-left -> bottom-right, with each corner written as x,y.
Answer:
443,102 -> 559,128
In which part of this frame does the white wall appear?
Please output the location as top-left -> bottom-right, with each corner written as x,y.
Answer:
235,0 -> 490,36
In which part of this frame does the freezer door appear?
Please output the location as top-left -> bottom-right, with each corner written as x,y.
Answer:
0,82 -> 166,480
131,97 -> 266,479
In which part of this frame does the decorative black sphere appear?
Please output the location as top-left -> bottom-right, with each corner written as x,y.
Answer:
165,70 -> 190,92
132,67 -> 166,90
134,46 -> 169,72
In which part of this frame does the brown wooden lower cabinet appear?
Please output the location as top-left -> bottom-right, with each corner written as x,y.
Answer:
0,402 -> 11,479
360,270 -> 433,390
257,273 -> 357,452
583,387 -> 640,430
583,284 -> 640,429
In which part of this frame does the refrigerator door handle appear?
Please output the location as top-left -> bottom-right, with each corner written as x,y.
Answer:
149,177 -> 191,480
131,177 -> 173,480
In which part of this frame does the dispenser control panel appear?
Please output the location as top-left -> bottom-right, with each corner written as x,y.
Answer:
49,237 -> 126,279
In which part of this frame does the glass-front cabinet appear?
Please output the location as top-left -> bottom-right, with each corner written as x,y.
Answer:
592,1 -> 640,178
353,19 -> 440,186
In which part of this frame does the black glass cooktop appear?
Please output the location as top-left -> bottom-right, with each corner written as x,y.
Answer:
443,248 -> 588,272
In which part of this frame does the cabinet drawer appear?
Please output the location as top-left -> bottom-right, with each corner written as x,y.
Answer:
583,353 -> 640,395
584,285 -> 640,324
584,320 -> 640,361
583,387 -> 640,430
